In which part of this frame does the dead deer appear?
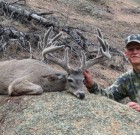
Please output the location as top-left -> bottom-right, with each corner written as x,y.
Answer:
0,27 -> 111,99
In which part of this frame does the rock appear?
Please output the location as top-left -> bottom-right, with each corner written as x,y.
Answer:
0,92 -> 140,135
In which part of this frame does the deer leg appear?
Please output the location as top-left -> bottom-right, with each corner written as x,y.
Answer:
8,77 -> 43,96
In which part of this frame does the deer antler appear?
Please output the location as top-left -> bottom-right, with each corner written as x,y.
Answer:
80,28 -> 111,70
42,27 -> 111,72
42,27 -> 71,72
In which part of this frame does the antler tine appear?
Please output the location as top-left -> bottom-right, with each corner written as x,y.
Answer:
62,47 -> 71,72
42,45 -> 65,60
97,36 -> 111,59
43,47 -> 71,72
97,28 -> 106,52
97,28 -> 103,39
103,40 -> 111,58
43,26 -> 53,49
49,32 -> 63,45
79,51 -> 86,71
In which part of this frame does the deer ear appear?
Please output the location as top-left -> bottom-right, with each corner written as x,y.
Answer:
41,74 -> 66,82
41,74 -> 56,81
54,73 -> 66,79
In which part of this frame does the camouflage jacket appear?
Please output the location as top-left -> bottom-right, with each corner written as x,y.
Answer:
88,69 -> 140,104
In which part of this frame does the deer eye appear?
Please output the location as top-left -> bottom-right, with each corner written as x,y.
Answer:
68,78 -> 74,83
83,79 -> 86,83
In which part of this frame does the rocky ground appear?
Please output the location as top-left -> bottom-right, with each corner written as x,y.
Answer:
0,92 -> 140,135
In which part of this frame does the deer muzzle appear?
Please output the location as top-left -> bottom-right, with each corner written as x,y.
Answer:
73,90 -> 85,99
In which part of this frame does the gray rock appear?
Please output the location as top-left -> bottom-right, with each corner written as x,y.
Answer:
0,92 -> 140,135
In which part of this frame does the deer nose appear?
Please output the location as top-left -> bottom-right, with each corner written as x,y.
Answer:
79,93 -> 85,99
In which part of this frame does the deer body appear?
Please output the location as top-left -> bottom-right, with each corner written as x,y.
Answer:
0,59 -> 68,95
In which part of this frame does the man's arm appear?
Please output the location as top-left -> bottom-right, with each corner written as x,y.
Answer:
83,69 -> 127,101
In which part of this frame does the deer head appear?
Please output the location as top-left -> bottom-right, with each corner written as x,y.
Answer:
41,27 -> 111,99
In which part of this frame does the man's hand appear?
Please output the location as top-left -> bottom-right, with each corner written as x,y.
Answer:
83,69 -> 94,88
127,102 -> 140,112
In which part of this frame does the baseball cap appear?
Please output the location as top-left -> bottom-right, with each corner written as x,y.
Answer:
125,34 -> 140,47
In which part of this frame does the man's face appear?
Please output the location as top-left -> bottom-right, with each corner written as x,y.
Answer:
125,42 -> 140,65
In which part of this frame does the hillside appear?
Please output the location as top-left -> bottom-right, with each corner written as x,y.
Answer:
28,0 -> 140,86
0,0 -> 140,135
1,0 -> 139,86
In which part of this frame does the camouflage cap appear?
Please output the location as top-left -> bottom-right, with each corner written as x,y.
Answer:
125,34 -> 140,47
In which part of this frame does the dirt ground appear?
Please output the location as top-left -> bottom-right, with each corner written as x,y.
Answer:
0,0 -> 140,89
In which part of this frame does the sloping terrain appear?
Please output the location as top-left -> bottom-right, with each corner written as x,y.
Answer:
25,0 -> 140,86
0,0 -> 140,135
0,93 -> 140,135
